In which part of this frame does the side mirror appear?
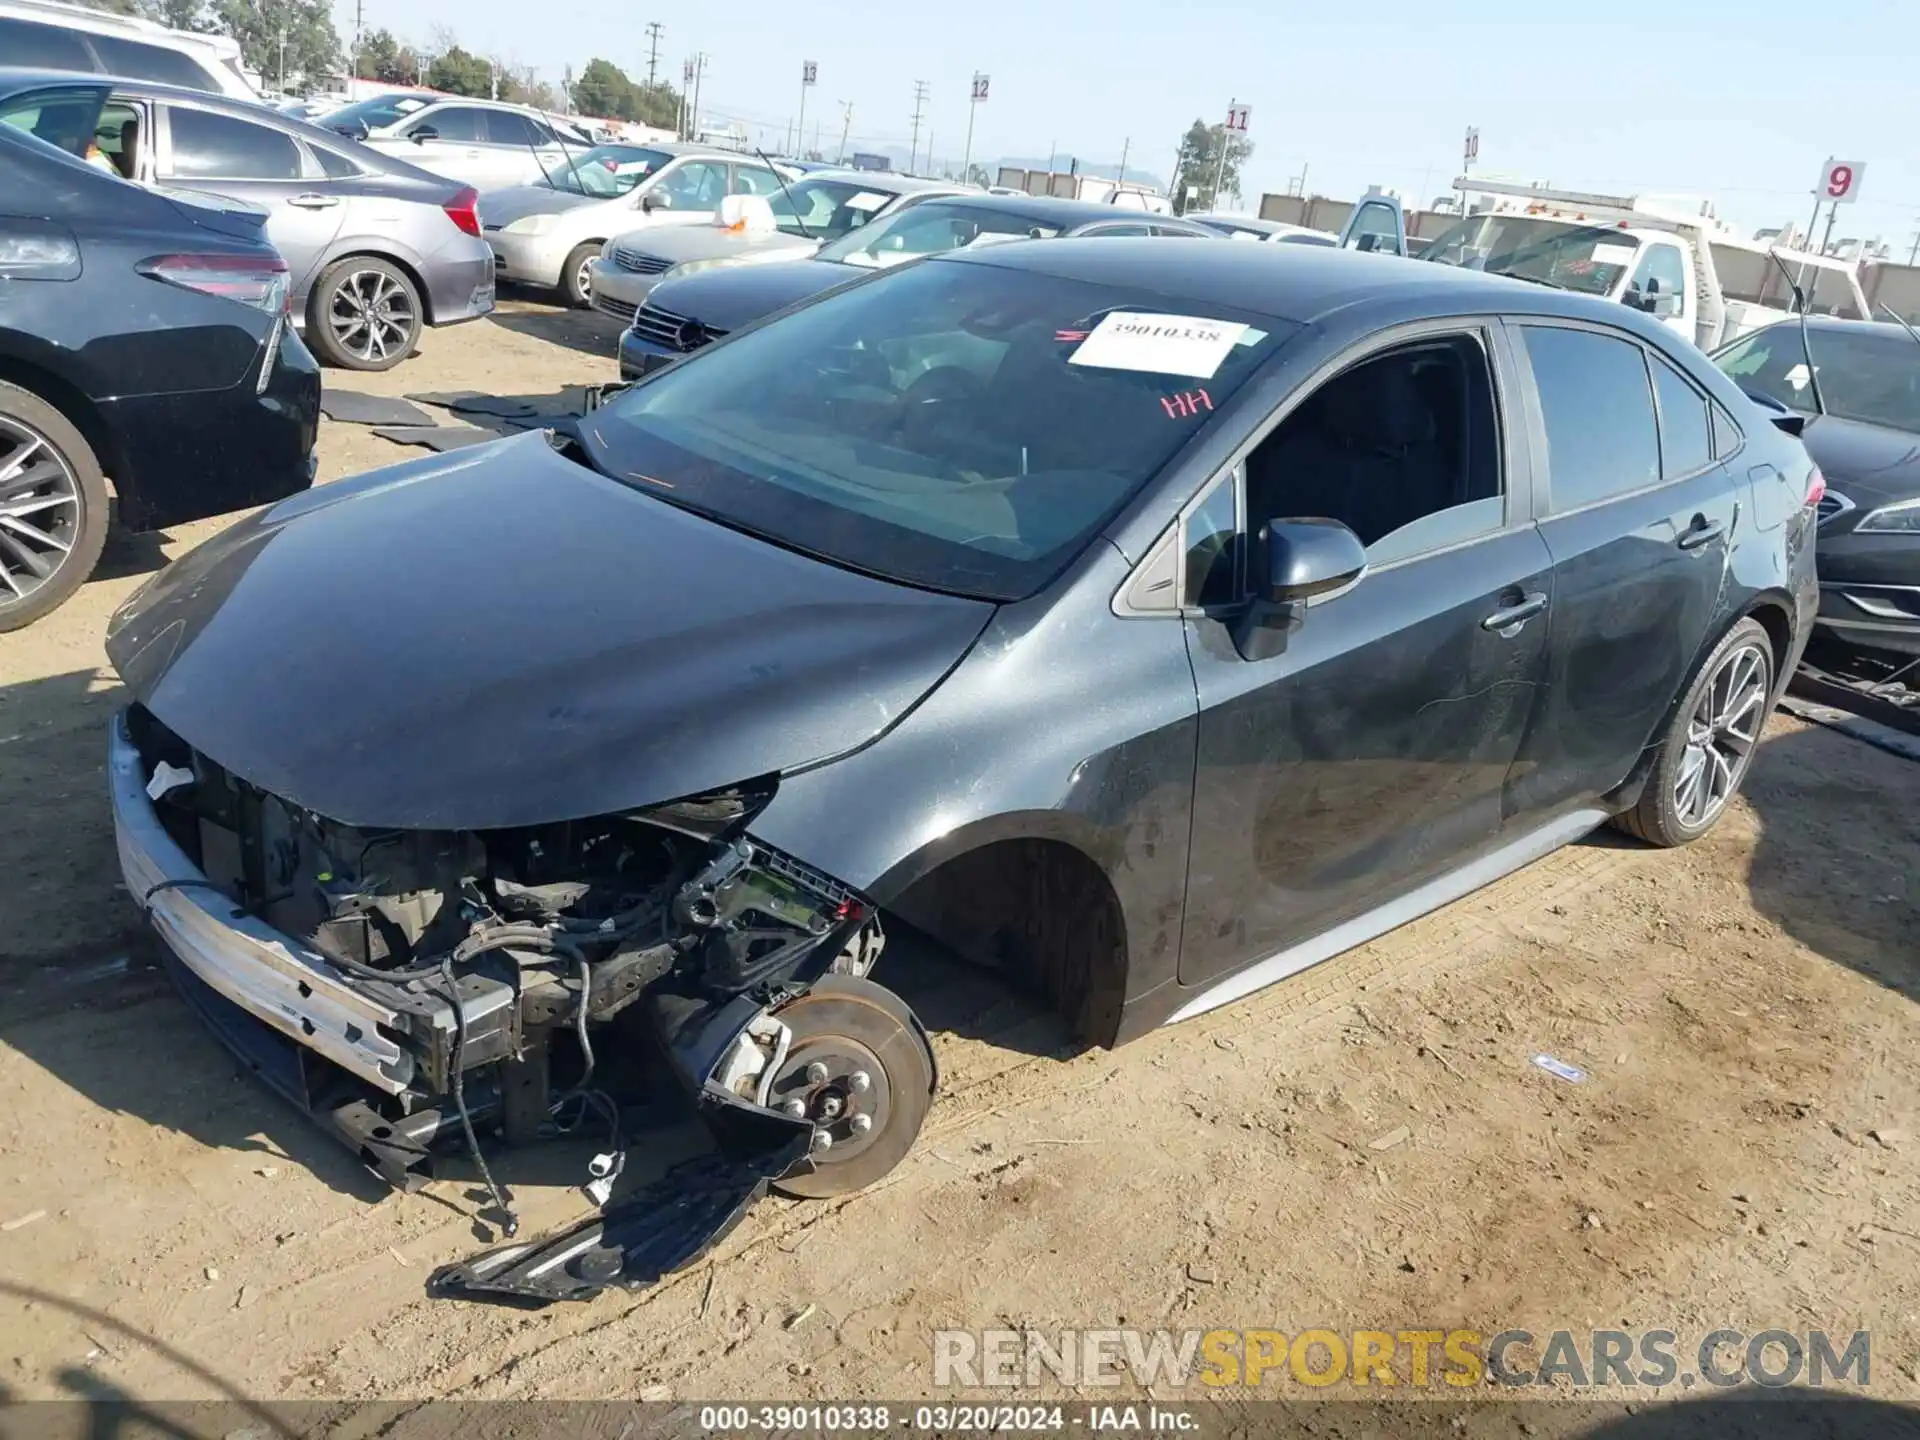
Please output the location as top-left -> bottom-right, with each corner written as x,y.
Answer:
1262,518 -> 1367,602
642,191 -> 671,212
1233,518 -> 1367,662
409,125 -> 437,144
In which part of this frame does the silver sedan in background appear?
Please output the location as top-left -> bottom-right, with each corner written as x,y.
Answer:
3,74 -> 495,370
589,171 -> 961,324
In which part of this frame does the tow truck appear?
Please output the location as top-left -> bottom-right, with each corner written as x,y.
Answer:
1414,177 -> 1871,351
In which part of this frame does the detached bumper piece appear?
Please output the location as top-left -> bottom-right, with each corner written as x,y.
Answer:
431,1090 -> 811,1304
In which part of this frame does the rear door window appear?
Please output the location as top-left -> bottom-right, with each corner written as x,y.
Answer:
167,105 -> 303,180
1521,325 -> 1661,511
413,106 -> 484,142
483,109 -> 537,147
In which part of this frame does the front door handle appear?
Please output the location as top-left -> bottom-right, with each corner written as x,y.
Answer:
287,193 -> 339,209
1677,516 -> 1725,551
1481,592 -> 1547,635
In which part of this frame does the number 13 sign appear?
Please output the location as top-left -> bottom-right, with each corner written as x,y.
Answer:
1819,159 -> 1865,204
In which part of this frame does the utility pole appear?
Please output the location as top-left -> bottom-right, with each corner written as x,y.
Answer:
908,80 -> 928,174
1821,201 -> 1840,255
276,16 -> 286,91
644,22 -> 662,88
350,0 -> 363,83
835,99 -> 854,164
678,57 -> 692,139
1907,229 -> 1919,267
1045,140 -> 1055,175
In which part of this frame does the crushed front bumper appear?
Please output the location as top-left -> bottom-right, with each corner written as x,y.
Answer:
110,711 -> 429,1094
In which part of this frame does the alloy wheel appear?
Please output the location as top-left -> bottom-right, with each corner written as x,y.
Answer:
1672,642 -> 1769,829
576,256 -> 594,301
327,268 -> 417,364
0,415 -> 82,610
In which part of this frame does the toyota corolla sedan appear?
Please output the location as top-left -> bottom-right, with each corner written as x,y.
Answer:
106,241 -> 1817,1303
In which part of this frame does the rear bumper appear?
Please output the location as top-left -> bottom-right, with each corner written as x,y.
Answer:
110,711 -> 426,1093
105,323 -> 320,533
424,235 -> 497,325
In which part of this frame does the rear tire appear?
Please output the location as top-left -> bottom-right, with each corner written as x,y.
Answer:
308,257 -> 422,371
0,380 -> 109,633
1613,617 -> 1775,847
561,243 -> 601,308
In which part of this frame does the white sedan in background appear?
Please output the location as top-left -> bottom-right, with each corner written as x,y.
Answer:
479,142 -> 791,305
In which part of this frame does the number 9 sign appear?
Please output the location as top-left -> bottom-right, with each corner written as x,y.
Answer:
1819,159 -> 1865,204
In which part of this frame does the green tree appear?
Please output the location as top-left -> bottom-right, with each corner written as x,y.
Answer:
1169,119 -> 1253,214
427,46 -> 493,98
353,27 -> 400,81
572,57 -> 635,121
629,81 -> 680,129
210,0 -> 341,90
74,0 -> 142,16
147,0 -> 209,30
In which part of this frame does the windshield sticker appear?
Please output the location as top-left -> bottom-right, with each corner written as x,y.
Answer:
1236,327 -> 1268,348
1590,243 -> 1636,266
845,191 -> 889,211
612,160 -> 654,175
393,98 -> 427,113
1784,363 -> 1813,391
1160,388 -> 1214,419
1069,311 -> 1250,379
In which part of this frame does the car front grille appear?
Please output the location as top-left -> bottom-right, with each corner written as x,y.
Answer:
631,303 -> 726,353
594,293 -> 638,323
609,244 -> 674,275
1818,490 -> 1854,527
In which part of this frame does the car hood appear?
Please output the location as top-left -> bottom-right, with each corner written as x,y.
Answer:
479,184 -> 604,226
645,258 -> 857,329
1800,414 -> 1920,506
612,225 -> 819,266
105,432 -> 995,831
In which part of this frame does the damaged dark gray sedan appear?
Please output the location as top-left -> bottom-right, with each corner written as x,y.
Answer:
106,240 -> 1817,1304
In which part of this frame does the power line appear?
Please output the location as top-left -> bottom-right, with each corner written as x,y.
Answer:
908,80 -> 928,175
644,22 -> 662,88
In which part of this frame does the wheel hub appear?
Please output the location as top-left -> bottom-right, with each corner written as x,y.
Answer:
768,1035 -> 891,1164
1673,642 -> 1768,828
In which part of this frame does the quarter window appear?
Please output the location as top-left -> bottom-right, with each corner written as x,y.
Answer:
312,145 -> 361,179
1521,326 -> 1660,511
168,106 -> 302,180
1184,473 -> 1240,607
1711,404 -> 1743,459
1650,355 -> 1712,478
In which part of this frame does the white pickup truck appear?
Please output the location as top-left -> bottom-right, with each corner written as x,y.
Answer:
1410,178 -> 1870,351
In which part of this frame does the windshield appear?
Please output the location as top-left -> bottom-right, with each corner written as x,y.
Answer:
320,93 -> 432,135
769,178 -> 902,240
1422,214 -> 1639,295
540,145 -> 672,198
1716,324 -> 1920,433
816,201 -> 1062,270
576,258 -> 1292,600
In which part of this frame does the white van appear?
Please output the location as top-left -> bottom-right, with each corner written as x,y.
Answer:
0,0 -> 258,100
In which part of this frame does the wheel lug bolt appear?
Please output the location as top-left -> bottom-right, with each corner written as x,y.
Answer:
849,1113 -> 873,1135
781,1098 -> 806,1118
848,1070 -> 871,1094
811,1128 -> 833,1152
804,1061 -> 830,1085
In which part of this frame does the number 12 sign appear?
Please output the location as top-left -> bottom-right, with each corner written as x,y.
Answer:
1819,159 -> 1865,204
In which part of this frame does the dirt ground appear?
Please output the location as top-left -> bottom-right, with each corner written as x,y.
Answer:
3,296 -> 1919,1428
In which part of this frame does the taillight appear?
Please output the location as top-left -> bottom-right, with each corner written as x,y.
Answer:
1804,467 -> 1827,508
443,187 -> 481,237
138,253 -> 289,315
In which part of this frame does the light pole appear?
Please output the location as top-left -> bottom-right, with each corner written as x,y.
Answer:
798,61 -> 816,159
961,72 -> 988,184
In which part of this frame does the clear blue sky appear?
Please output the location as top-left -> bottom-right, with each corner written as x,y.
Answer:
334,0 -> 1920,253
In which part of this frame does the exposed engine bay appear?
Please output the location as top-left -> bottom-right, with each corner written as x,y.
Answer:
121,704 -> 933,1304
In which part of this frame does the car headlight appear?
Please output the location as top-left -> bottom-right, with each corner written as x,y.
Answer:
503,213 -> 557,236
1856,497 -> 1920,533
671,257 -> 733,276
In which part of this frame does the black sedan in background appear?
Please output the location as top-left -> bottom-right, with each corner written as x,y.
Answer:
1716,317 -> 1920,661
0,81 -> 318,631
616,193 -> 1219,378
106,241 -> 1817,1300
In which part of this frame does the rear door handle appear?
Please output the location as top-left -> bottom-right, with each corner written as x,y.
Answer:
287,193 -> 339,209
1677,516 -> 1725,551
1481,592 -> 1547,634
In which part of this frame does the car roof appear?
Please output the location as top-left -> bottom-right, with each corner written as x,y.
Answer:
936,236 -> 1672,330
900,191 -> 1190,227
795,169 -> 953,193
1798,316 -> 1917,340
